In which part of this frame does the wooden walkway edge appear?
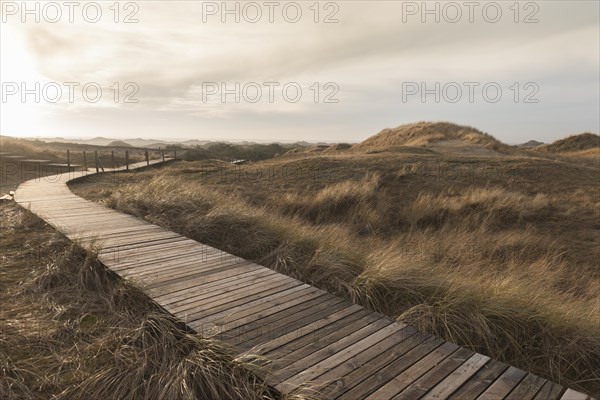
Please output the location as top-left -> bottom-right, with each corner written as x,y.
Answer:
14,160 -> 595,400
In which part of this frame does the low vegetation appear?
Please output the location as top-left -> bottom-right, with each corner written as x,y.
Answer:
0,202 -> 305,400
185,142 -> 291,162
71,126 -> 600,397
7,122 -> 599,397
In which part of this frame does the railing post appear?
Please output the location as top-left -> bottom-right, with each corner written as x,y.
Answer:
95,151 -> 99,173
125,151 -> 129,170
83,151 -> 87,171
145,150 -> 149,166
174,149 -> 177,160
161,150 -> 165,162
111,151 -> 115,169
67,150 -> 70,170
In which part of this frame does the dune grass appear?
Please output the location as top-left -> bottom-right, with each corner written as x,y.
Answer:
71,156 -> 600,397
353,121 -> 510,152
0,203 -> 313,400
537,132 -> 600,153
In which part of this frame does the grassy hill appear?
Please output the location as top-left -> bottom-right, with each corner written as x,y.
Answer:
354,121 -> 508,151
537,132 -> 599,153
519,140 -> 544,147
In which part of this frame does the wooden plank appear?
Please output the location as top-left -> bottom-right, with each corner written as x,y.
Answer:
148,263 -> 267,297
79,225 -> 164,239
268,310 -> 384,368
338,337 -> 446,399
560,389 -> 590,400
184,279 -> 307,325
251,304 -> 367,356
107,244 -> 239,271
97,238 -> 196,266
268,312 -> 389,378
224,295 -> 347,346
532,381 -> 565,400
191,284 -> 325,325
153,265 -> 277,302
103,242 -> 208,267
365,341 -> 461,400
205,288 -> 330,339
159,271 -> 284,310
188,283 -> 317,333
116,251 -> 243,281
138,261 -> 249,287
394,347 -> 475,399
506,374 -> 550,400
202,286 -> 328,329
233,298 -> 353,351
165,273 -> 293,315
101,237 -> 205,255
133,253 -> 245,283
263,308 -> 376,361
108,247 -> 220,272
448,359 -> 508,400
476,366 -> 528,399
420,352 -> 491,400
98,235 -> 190,253
276,321 -> 409,393
317,327 -> 424,399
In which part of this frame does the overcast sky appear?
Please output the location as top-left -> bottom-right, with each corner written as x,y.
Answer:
1,1 -> 598,143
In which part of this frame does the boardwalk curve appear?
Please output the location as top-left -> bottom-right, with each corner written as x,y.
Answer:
14,161 -> 594,400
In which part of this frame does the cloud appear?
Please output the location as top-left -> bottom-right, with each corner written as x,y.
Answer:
2,1 -> 598,141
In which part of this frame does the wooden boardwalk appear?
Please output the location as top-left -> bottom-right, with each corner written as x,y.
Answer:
14,161 -> 594,400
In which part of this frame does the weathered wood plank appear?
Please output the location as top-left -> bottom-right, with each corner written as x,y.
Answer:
532,381 -> 565,400
420,352 -> 491,400
394,347 -> 475,399
317,326 -> 423,398
338,337 -> 446,399
277,321 -> 409,393
476,366 -> 528,399
365,341 -> 461,399
506,374 -> 549,400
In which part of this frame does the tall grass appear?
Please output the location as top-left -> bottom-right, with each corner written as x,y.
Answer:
92,171 -> 600,397
0,203 -> 305,400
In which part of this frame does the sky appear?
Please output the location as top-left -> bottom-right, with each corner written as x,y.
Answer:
1,0 -> 599,144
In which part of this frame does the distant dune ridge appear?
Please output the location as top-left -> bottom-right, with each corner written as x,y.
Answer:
536,132 -> 600,153
520,140 -> 545,147
354,121 -> 506,150
106,140 -> 132,147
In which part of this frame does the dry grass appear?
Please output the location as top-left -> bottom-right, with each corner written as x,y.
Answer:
537,133 -> 600,153
353,121 -> 510,152
0,136 -> 59,158
71,149 -> 600,397
0,203 -> 312,400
